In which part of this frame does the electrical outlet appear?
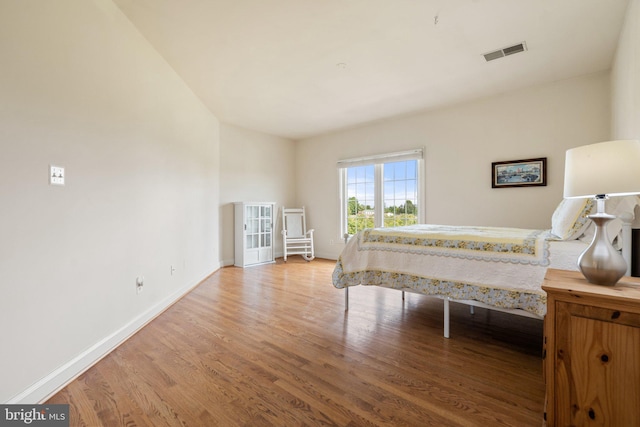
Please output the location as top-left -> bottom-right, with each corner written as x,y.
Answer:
136,276 -> 144,294
49,165 -> 65,185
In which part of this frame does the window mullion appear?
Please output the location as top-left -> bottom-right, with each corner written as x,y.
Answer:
374,164 -> 383,228
418,159 -> 425,223
338,168 -> 347,238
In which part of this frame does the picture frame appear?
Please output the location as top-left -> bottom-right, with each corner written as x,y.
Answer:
491,157 -> 547,188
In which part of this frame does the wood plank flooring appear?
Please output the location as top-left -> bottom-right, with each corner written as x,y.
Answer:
47,258 -> 545,426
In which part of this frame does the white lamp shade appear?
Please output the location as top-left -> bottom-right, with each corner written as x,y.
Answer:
564,140 -> 640,198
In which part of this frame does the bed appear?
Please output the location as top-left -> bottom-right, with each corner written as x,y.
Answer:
332,196 -> 639,338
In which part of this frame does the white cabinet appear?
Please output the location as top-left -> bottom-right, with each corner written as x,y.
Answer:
234,202 -> 275,267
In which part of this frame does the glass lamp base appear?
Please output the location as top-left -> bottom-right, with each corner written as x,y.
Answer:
578,213 -> 627,286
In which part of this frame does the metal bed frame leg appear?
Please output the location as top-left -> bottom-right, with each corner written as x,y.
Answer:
443,298 -> 450,339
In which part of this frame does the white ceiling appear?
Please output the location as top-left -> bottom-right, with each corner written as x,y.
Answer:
113,0 -> 630,140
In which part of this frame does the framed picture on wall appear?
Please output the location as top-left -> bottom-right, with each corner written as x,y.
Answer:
492,157 -> 547,188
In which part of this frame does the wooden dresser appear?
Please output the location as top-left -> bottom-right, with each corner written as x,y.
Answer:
542,268 -> 640,426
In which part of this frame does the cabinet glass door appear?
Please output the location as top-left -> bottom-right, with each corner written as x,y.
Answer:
246,206 -> 260,249
260,206 -> 271,248
245,204 -> 273,250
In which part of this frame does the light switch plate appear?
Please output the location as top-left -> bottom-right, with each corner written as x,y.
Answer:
50,165 -> 65,185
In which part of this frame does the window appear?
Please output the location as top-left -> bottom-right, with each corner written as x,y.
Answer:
345,164 -> 375,234
338,149 -> 424,237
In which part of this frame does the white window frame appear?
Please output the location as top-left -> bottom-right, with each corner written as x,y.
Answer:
337,148 -> 425,239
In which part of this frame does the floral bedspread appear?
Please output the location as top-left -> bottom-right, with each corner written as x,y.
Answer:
332,225 -> 553,316
357,225 -> 551,264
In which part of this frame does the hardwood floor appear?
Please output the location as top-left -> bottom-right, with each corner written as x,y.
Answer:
47,258 -> 545,426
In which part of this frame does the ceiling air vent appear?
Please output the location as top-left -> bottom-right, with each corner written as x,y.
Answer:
483,42 -> 527,62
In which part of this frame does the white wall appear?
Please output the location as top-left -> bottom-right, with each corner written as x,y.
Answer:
219,123 -> 296,265
0,0 -> 629,405
297,72 -> 611,259
612,0 -> 640,140
0,0 -> 220,403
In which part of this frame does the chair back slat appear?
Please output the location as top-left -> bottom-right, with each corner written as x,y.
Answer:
284,214 -> 304,238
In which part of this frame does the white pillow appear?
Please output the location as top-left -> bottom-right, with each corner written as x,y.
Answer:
579,195 -> 640,246
551,198 -> 595,240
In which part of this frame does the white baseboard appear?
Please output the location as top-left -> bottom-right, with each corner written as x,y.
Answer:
8,267 -> 219,404
223,252 -> 338,267
312,252 -> 338,261
220,258 -> 235,267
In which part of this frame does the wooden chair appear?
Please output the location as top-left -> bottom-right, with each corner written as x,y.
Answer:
281,207 -> 314,262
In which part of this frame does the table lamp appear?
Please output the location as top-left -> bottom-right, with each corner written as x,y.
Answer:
564,139 -> 640,286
